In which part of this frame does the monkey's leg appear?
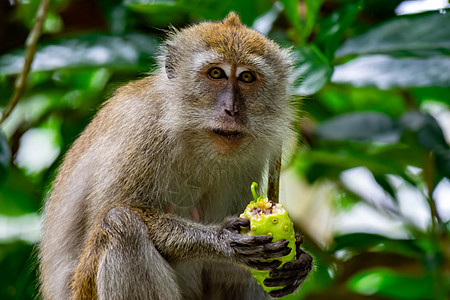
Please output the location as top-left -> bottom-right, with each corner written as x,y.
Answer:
71,206 -> 181,300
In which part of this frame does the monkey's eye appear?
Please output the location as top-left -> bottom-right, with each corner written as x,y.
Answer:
238,71 -> 256,83
208,67 -> 226,80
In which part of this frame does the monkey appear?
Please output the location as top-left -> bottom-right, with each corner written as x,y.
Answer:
38,12 -> 313,300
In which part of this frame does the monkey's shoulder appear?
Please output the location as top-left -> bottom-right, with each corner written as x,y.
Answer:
91,75 -> 165,129
108,75 -> 164,107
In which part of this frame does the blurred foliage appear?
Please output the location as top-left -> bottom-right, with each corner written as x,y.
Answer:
0,0 -> 449,299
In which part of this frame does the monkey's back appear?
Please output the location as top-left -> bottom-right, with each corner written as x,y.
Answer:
38,76 -> 170,299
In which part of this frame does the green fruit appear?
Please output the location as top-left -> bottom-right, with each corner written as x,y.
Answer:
240,182 -> 296,293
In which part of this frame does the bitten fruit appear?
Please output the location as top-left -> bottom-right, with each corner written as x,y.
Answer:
240,182 -> 296,293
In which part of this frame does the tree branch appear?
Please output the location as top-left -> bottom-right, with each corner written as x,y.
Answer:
0,0 -> 51,124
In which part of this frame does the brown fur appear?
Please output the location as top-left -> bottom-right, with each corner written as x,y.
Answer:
39,12 -> 304,300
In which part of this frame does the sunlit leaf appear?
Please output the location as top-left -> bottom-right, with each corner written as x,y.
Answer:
315,112 -> 400,143
332,55 -> 450,89
334,233 -> 422,257
306,86 -> 406,122
336,11 -> 450,57
400,112 -> 449,150
402,112 -> 450,179
0,33 -> 159,75
302,147 -> 404,177
348,269 -> 434,300
292,45 -> 333,96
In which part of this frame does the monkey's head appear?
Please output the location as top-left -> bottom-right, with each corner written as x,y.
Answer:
159,12 -> 294,161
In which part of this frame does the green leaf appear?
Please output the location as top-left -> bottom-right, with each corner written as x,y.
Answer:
0,242 -> 38,299
332,55 -> 450,89
315,112 -> 400,143
123,0 -> 187,27
334,233 -> 422,257
303,0 -> 323,39
223,0 -> 273,26
347,269 -> 434,300
307,86 -> 406,122
400,111 -> 450,178
0,132 -> 10,185
0,32 -> 159,75
315,0 -> 361,60
0,168 -> 40,216
125,0 -> 176,5
302,147 -> 404,177
292,45 -> 333,96
336,12 -> 450,58
362,0 -> 404,21
400,112 -> 449,150
411,87 -> 450,106
279,0 -> 323,41
125,0 -> 273,26
279,0 -> 304,38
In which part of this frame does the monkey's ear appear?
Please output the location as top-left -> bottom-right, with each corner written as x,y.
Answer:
164,43 -> 176,79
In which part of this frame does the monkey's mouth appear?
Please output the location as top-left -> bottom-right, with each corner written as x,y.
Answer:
209,129 -> 243,154
212,129 -> 241,139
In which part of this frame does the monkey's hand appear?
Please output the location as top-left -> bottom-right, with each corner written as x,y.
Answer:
220,217 -> 291,270
263,233 -> 313,298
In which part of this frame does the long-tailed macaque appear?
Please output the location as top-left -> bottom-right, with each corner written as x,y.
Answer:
39,12 -> 312,300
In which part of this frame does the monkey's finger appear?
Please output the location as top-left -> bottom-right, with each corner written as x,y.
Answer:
234,245 -> 291,261
247,260 -> 281,270
283,252 -> 313,271
231,234 -> 273,247
236,243 -> 291,259
269,267 -> 309,279
268,284 -> 299,298
264,276 -> 298,287
261,246 -> 292,259
295,233 -> 303,246
223,217 -> 250,232
264,239 -> 289,251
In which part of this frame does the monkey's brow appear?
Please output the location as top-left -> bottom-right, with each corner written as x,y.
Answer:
216,64 -> 232,77
197,60 -> 264,77
192,50 -> 268,74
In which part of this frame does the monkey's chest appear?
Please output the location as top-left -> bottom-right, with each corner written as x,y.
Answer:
161,185 -> 242,222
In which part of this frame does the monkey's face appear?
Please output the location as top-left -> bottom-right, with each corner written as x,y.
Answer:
161,13 -> 294,160
199,62 -> 262,155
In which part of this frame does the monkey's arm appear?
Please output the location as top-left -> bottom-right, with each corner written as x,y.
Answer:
72,205 -> 290,299
138,207 -> 291,266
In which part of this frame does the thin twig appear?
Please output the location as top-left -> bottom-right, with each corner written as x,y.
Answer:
0,0 -> 51,125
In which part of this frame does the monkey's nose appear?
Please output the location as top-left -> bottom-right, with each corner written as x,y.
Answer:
225,108 -> 239,117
